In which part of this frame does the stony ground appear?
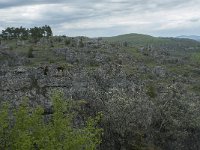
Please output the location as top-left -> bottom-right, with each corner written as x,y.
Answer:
0,36 -> 200,150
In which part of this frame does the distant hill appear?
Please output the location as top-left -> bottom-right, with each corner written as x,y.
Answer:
103,33 -> 155,44
103,33 -> 200,48
176,35 -> 200,41
103,33 -> 200,45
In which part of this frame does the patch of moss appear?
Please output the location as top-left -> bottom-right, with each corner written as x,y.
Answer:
56,62 -> 74,70
191,52 -> 200,64
125,47 -> 144,60
146,84 -> 157,98
191,85 -> 200,93
123,65 -> 137,76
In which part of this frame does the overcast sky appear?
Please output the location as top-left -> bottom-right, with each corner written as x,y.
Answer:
0,0 -> 200,37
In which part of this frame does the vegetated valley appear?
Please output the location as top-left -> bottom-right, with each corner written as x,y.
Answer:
0,26 -> 200,150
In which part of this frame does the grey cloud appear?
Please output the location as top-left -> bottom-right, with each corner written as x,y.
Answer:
0,0 -> 109,9
189,18 -> 199,22
0,0 -> 66,9
0,0 -> 200,37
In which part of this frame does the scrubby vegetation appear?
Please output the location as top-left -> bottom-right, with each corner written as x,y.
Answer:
191,52 -> 200,64
1,27 -> 200,150
0,91 -> 102,150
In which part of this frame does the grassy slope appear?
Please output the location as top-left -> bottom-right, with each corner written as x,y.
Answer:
103,33 -> 200,48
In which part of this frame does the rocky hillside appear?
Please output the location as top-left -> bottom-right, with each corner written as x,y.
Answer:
1,35 -> 200,150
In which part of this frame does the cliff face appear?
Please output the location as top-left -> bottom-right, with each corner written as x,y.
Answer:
1,38 -> 200,150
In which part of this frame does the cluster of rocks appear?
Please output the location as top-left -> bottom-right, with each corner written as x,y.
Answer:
0,48 -> 29,67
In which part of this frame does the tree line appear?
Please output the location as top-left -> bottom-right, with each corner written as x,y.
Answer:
0,25 -> 53,41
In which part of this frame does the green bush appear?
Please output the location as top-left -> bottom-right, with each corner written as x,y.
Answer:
27,47 -> 34,58
0,91 -> 102,150
65,39 -> 71,46
146,84 -> 157,98
79,39 -> 84,48
50,40 -> 54,47
9,46 -> 14,50
191,52 -> 200,64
